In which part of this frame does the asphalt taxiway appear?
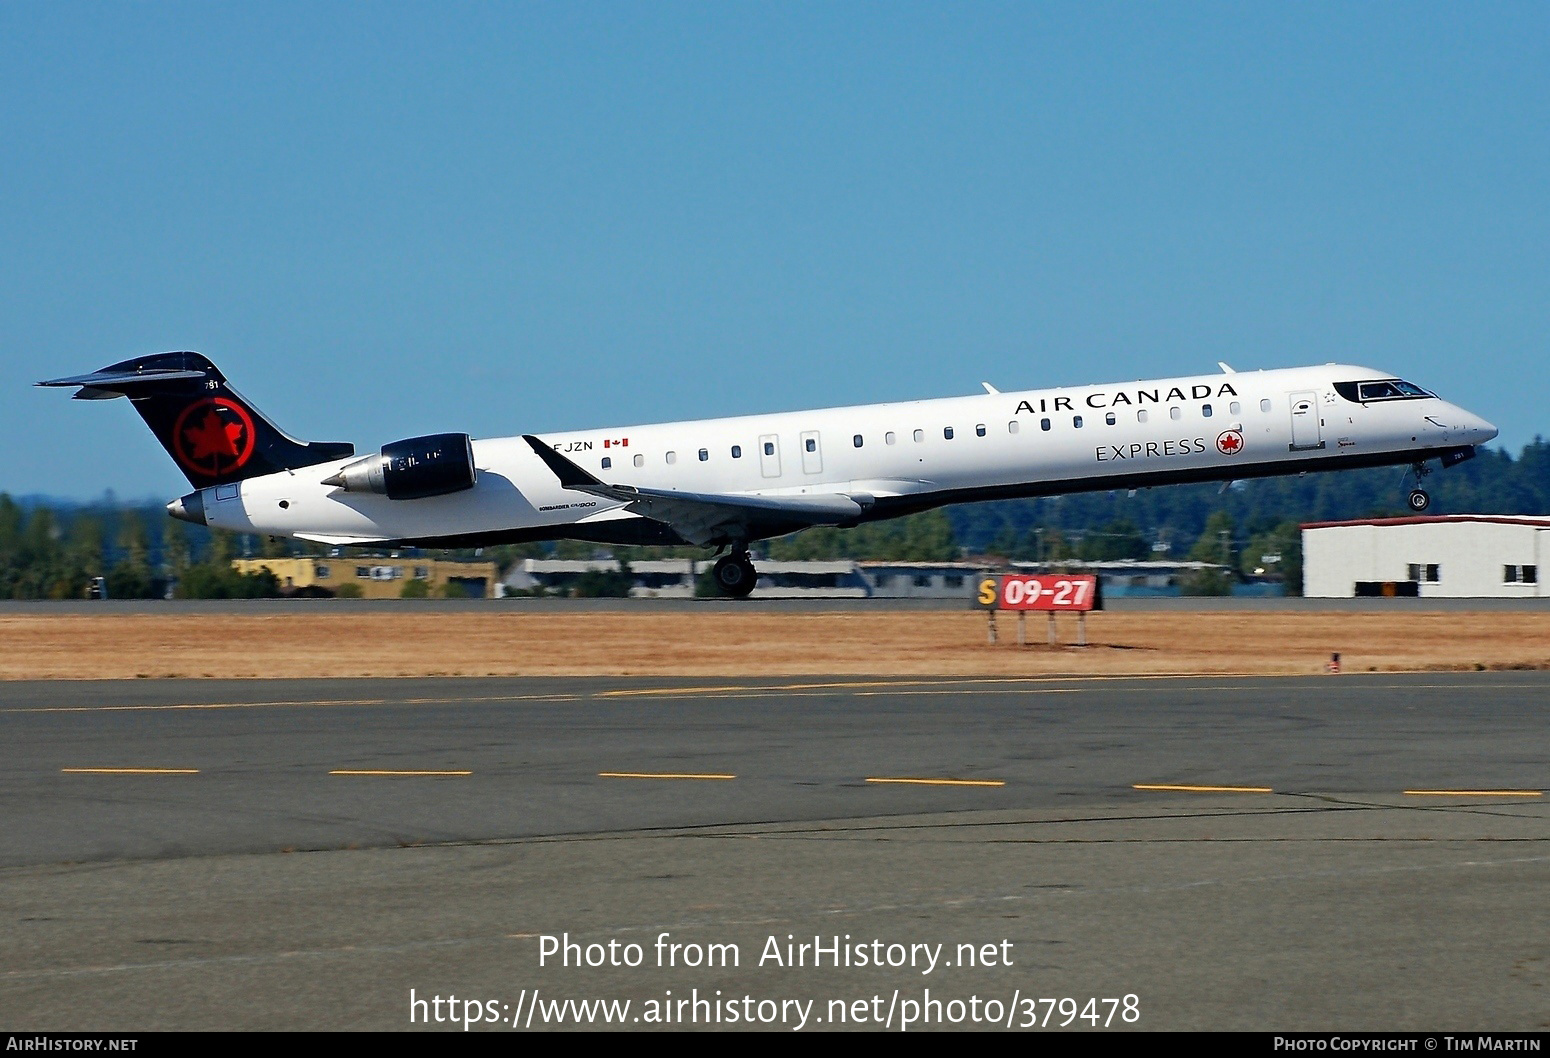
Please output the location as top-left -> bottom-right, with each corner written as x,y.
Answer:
1,672 -> 1545,1030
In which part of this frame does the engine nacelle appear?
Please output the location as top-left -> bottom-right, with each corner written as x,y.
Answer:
323,433 -> 476,500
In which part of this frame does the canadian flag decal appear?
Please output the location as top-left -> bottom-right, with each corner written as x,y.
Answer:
603,438 -> 629,448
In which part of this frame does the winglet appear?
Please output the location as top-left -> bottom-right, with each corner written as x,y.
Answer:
522,435 -> 604,490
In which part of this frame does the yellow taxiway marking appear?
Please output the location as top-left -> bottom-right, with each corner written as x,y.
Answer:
329,769 -> 472,777
597,772 -> 737,781
866,777 -> 1006,788
60,767 -> 199,775
595,677 -> 1079,699
1133,783 -> 1273,794
1404,789 -> 1543,798
12,693 -> 582,715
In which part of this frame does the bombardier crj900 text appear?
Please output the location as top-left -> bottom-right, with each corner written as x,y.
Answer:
40,352 -> 1496,596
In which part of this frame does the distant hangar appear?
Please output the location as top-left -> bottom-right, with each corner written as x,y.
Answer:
1302,515 -> 1547,598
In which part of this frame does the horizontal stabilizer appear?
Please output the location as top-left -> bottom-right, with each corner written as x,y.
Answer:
37,367 -> 210,395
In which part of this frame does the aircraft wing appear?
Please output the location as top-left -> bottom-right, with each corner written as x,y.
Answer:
523,435 -> 870,546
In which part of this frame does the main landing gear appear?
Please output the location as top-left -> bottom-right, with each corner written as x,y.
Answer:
1407,461 -> 1432,513
711,548 -> 758,598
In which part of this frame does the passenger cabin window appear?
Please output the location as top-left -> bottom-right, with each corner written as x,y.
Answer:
853,434 -> 863,448
1040,418 -> 1051,431
731,445 -> 742,458
1105,412 -> 1116,426
1137,410 -> 1149,423
601,457 -> 612,469
1202,404 -> 1213,417
1259,399 -> 1271,413
633,454 -> 644,468
698,448 -> 708,461
1008,421 -> 1019,434
1229,401 -> 1241,416
944,427 -> 954,440
1169,407 -> 1181,421
1073,415 -> 1083,428
805,438 -> 817,452
763,442 -> 775,456
913,429 -> 924,443
666,451 -> 677,464
976,424 -> 986,437
885,431 -> 896,445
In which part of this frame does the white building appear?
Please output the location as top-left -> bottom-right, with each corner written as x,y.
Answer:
1302,515 -> 1548,598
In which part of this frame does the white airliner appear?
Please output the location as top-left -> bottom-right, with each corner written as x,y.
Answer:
40,352 -> 1496,596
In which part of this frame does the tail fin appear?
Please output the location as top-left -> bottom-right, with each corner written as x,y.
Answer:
38,351 -> 354,488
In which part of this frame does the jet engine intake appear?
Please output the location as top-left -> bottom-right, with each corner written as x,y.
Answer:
323,433 -> 476,500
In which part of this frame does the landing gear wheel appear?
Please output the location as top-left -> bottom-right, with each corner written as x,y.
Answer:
1407,488 -> 1431,513
712,555 -> 757,598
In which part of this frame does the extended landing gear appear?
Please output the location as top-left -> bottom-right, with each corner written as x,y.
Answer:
711,550 -> 758,598
1407,461 -> 1432,513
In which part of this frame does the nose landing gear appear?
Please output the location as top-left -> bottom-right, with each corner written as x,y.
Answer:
1407,461 -> 1432,513
711,548 -> 758,598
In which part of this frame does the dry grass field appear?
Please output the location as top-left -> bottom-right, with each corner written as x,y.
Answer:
0,610 -> 1547,680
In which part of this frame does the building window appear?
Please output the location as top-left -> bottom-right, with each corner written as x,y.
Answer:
601,457 -> 612,469
356,566 -> 371,578
1040,418 -> 1051,431
1408,563 -> 1441,583
731,445 -> 742,458
634,454 -> 644,467
944,575 -> 963,588
853,434 -> 863,448
314,564 -> 330,579
976,424 -> 986,437
913,429 -> 924,443
944,427 -> 954,440
914,574 -> 932,587
698,448 -> 708,461
1505,565 -> 1538,584
885,431 -> 896,445
414,566 -> 429,579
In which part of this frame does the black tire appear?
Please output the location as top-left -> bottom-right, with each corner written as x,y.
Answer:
1407,488 -> 1431,513
712,556 -> 757,598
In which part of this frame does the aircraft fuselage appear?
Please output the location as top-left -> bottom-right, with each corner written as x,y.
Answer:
193,363 -> 1496,549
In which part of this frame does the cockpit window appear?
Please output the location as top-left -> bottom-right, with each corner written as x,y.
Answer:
1334,379 -> 1433,403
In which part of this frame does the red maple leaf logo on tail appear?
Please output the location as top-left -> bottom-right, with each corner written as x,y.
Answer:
185,410 -> 244,461
171,398 -> 257,477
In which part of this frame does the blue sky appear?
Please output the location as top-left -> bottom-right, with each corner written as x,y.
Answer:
3,3 -> 1546,500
